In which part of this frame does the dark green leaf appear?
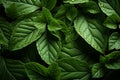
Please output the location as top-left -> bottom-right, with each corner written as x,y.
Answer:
0,56 -> 26,80
48,63 -> 60,80
58,58 -> 91,80
80,1 -> 101,14
25,62 -> 48,80
41,0 -> 57,10
66,6 -> 77,21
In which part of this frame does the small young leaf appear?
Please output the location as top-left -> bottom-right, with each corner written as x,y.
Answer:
104,14 -> 120,29
41,0 -> 57,10
109,32 -> 120,50
92,63 -> 106,78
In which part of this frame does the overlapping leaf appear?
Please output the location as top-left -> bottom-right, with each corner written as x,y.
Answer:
0,17 -> 11,45
3,0 -> 41,19
92,63 -> 106,78
10,17 -> 46,50
0,56 -> 26,80
109,32 -> 120,50
36,33 -> 61,64
74,16 -> 107,53
58,58 -> 91,80
41,0 -> 57,10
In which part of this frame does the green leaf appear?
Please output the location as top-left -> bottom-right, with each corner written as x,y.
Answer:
36,33 -> 61,64
58,58 -> 91,80
80,1 -> 101,14
25,62 -> 48,80
48,63 -> 61,80
109,32 -> 120,50
3,0 -> 41,19
64,0 -> 89,4
104,14 -> 120,29
74,16 -> 107,53
9,17 -> 46,51
66,5 -> 77,21
0,56 -> 26,80
41,0 -> 57,10
0,29 -> 8,45
100,51 -> 120,69
54,5 -> 67,19
98,0 -> 120,17
92,63 -> 105,78
105,59 -> 120,69
0,17 -> 11,44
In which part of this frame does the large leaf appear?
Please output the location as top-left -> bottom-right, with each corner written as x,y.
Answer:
36,33 -> 61,64
109,32 -> 120,50
3,0 -> 41,19
74,16 -> 107,53
64,0 -> 89,4
0,56 -> 26,80
58,58 -> 91,80
9,17 -> 46,51
99,0 -> 120,17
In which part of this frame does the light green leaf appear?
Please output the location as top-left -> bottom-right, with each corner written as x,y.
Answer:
74,16 -> 107,53
58,58 -> 91,80
3,0 -> 41,19
64,0 -> 89,4
36,33 -> 61,64
109,32 -> 120,50
25,62 -> 48,80
0,56 -> 26,80
92,63 -> 105,78
10,17 -> 46,51
98,0 -> 120,17
41,0 -> 57,10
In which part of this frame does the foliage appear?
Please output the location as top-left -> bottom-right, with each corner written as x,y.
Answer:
0,0 -> 120,80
